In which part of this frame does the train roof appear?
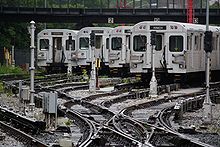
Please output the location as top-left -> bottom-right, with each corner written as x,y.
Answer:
111,26 -> 133,35
38,29 -> 78,36
133,21 -> 220,33
78,27 -> 113,35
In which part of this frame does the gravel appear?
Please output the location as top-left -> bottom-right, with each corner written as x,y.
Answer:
177,104 -> 220,147
0,130 -> 25,147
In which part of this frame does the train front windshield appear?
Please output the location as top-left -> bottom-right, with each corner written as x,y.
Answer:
112,37 -> 122,50
169,36 -> 183,52
40,39 -> 49,50
80,37 -> 89,50
133,35 -> 147,51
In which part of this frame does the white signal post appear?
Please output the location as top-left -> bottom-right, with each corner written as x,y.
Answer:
29,21 -> 36,112
149,31 -> 158,98
203,0 -> 212,123
89,32 -> 96,92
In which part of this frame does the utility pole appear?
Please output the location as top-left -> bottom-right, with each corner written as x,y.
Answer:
149,31 -> 158,98
11,45 -> 15,67
44,0 -> 47,29
89,32 -> 96,92
203,0 -> 212,124
29,21 -> 36,113
67,36 -> 73,80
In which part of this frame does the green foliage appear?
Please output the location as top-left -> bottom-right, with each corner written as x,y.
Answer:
0,22 -> 30,49
210,2 -> 220,9
65,119 -> 72,126
0,65 -> 26,75
0,82 -> 3,93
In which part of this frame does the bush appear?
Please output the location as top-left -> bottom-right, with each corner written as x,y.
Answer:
0,65 -> 26,75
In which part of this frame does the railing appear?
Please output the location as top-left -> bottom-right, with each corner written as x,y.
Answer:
1,0 -> 218,9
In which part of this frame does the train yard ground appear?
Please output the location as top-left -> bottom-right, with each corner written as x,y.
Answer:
0,73 -> 219,147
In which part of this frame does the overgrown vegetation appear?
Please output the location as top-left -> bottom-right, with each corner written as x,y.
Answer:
0,82 -> 4,93
65,119 -> 72,126
0,65 -> 26,75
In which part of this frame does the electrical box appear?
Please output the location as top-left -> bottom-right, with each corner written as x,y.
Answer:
21,86 -> 30,101
42,92 -> 57,114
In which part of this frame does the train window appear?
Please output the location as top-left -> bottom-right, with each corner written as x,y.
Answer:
155,35 -> 162,51
95,35 -> 102,49
133,35 -> 147,52
169,36 -> 183,52
79,37 -> 89,50
187,36 -> 192,50
194,36 -> 200,50
66,40 -> 75,51
212,36 -> 218,50
40,39 -> 49,50
112,37 -> 122,50
106,38 -> 109,49
126,35 -> 130,49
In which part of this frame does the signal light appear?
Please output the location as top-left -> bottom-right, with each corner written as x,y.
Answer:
204,31 -> 213,53
151,31 -> 156,45
90,32 -> 95,47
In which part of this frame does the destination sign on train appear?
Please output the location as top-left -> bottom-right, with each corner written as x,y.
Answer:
150,26 -> 166,30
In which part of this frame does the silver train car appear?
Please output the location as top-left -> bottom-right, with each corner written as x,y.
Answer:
74,27 -> 113,71
130,21 -> 220,82
109,26 -> 132,76
37,29 -> 78,72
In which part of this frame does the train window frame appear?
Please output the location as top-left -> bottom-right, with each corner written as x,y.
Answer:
66,40 -> 75,51
111,37 -> 122,50
169,35 -> 183,52
194,35 -> 200,51
133,35 -> 147,52
40,39 -> 49,50
79,37 -> 89,50
155,34 -> 162,51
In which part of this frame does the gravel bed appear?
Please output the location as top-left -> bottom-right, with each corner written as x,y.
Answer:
177,104 -> 220,147
68,90 -> 96,99
0,130 -> 25,147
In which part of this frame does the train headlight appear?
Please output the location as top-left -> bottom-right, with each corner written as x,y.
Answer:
179,64 -> 185,69
110,60 -> 114,64
132,64 -> 137,68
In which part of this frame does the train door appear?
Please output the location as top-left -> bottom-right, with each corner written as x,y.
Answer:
52,37 -> 62,63
95,35 -> 103,60
66,37 -> 75,64
154,33 -> 165,70
124,35 -> 130,64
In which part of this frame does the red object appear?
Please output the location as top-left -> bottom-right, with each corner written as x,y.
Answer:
117,0 -> 127,8
187,0 -> 194,23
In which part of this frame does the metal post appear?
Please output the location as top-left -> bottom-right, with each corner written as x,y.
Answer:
149,31 -> 158,98
11,45 -> 15,67
19,80 -> 22,111
29,21 -> 36,112
44,0 -> 47,29
203,0 -> 212,124
89,32 -> 96,92
89,46 -> 96,92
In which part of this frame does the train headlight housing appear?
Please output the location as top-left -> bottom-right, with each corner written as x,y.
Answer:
110,60 -> 114,64
179,64 -> 185,69
132,64 -> 137,68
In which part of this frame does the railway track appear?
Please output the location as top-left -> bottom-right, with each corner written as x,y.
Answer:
0,121 -> 48,147
2,74 -> 220,146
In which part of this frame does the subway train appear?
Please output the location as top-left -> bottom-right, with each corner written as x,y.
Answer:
109,26 -> 132,76
37,22 -> 220,83
37,29 -> 78,73
130,21 -> 220,83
